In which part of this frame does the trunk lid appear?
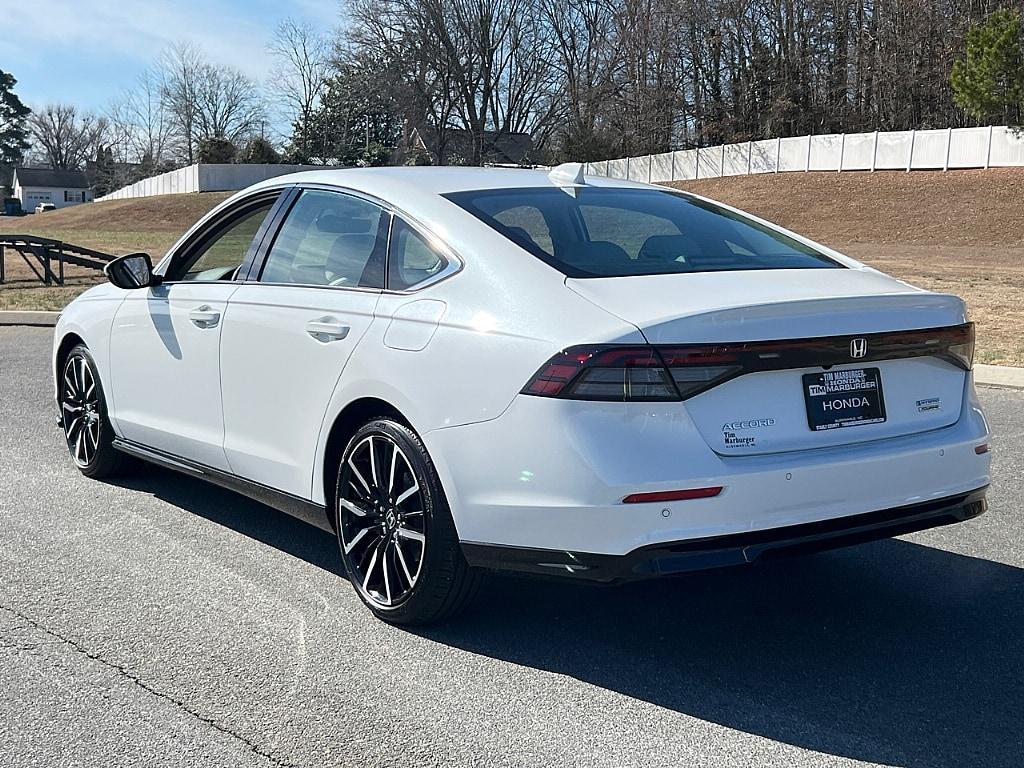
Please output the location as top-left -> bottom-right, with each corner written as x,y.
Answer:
567,269 -> 970,456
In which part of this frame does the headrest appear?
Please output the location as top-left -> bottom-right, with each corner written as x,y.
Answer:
505,225 -> 540,250
558,240 -> 631,269
638,234 -> 696,261
315,213 -> 372,234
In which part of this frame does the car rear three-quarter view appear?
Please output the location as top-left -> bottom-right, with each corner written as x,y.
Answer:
53,165 -> 991,625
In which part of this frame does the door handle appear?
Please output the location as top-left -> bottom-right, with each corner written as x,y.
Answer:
306,317 -> 350,342
189,305 -> 220,328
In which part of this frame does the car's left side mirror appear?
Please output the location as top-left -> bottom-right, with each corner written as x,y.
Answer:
105,252 -> 160,289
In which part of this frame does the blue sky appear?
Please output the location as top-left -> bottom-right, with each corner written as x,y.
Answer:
1,0 -> 341,113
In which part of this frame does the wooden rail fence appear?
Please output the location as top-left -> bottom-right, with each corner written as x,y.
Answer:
0,236 -> 115,286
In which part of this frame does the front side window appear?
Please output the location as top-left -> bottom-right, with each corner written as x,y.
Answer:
175,200 -> 276,281
260,189 -> 388,288
388,218 -> 450,291
446,187 -> 840,277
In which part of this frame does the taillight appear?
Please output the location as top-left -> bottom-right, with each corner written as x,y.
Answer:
522,346 -> 678,401
522,324 -> 974,402
657,346 -> 745,398
521,345 -> 741,401
945,323 -> 975,370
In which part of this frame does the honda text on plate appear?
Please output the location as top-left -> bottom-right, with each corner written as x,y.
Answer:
53,165 -> 991,624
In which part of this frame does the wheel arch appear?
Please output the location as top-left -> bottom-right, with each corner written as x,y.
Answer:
54,332 -> 86,391
320,397 -> 412,530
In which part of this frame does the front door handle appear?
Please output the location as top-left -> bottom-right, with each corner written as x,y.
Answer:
189,305 -> 220,328
306,317 -> 350,342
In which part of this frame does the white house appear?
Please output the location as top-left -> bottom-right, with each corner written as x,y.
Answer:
12,167 -> 93,212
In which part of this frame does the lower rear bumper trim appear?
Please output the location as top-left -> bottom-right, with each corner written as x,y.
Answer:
460,487 -> 989,583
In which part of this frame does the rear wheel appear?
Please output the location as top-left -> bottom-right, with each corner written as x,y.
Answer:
335,418 -> 480,625
60,345 -> 132,479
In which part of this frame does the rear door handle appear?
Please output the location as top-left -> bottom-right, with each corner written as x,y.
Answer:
189,305 -> 220,328
306,317 -> 350,342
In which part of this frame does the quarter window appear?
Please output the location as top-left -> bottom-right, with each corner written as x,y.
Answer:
260,189 -> 388,288
388,218 -> 449,291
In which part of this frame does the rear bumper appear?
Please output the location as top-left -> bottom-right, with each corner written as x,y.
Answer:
462,487 -> 988,582
425,378 -> 991,555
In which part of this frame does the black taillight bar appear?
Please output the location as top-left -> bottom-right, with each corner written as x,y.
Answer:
522,323 -> 974,402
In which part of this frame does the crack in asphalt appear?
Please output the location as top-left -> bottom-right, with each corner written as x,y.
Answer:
0,604 -> 295,768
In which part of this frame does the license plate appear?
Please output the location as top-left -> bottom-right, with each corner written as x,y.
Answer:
802,368 -> 886,431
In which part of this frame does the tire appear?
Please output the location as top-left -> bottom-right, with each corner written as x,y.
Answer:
334,418 -> 481,625
59,344 -> 133,479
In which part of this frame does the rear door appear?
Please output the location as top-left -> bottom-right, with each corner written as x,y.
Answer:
108,191 -> 281,468
219,187 -> 387,497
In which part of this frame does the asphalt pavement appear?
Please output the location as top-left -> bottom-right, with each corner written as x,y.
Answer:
1,326 -> 1022,768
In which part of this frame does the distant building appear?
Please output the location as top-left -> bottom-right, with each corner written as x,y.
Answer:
12,167 -> 93,212
403,126 -> 538,166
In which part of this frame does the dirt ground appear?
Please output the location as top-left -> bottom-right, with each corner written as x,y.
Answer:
2,171 -> 1022,363
666,169 -> 1024,365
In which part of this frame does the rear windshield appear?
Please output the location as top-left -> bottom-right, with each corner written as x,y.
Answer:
445,187 -> 840,277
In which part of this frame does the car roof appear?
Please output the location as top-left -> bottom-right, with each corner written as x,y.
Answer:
247,165 -> 650,201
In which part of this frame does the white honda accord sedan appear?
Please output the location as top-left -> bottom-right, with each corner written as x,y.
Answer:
53,164 -> 991,624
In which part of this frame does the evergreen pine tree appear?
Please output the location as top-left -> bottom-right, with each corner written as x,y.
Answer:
952,9 -> 1024,126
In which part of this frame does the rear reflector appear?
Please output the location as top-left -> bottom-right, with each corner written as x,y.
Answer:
622,487 -> 723,504
975,443 -> 990,455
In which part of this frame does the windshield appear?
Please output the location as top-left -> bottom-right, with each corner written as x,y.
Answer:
445,187 -> 840,277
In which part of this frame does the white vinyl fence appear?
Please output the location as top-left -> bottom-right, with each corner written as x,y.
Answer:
584,125 -> 1024,183
97,163 -> 336,201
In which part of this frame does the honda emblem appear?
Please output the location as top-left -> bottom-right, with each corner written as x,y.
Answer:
850,338 -> 868,359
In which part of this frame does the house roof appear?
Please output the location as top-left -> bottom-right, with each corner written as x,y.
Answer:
412,127 -> 537,166
14,167 -> 91,189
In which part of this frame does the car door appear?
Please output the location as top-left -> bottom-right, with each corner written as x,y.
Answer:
219,187 -> 387,497
107,191 -> 282,469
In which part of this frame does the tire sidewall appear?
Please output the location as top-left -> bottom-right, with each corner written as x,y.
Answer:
61,345 -> 116,477
335,418 -> 458,621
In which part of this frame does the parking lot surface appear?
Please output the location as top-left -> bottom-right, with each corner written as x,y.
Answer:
2,326 -> 1022,767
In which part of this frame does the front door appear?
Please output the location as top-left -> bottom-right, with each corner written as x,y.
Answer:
107,193 -> 280,468
219,188 -> 388,497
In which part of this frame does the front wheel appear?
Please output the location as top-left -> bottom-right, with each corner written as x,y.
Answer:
335,418 -> 480,625
59,344 -> 132,479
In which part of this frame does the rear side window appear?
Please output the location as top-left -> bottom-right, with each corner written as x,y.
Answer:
446,187 -> 839,277
388,218 -> 450,291
260,189 -> 388,288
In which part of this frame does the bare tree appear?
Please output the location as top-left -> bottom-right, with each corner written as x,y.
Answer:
159,42 -> 203,163
192,63 -> 265,143
348,0 -> 556,164
268,18 -> 330,157
107,67 -> 175,169
540,0 -> 621,159
158,42 -> 264,164
28,104 -> 109,169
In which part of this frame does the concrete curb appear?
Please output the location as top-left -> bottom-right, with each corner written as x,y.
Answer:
0,310 -> 1021,389
0,310 -> 60,327
975,363 -> 1024,389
